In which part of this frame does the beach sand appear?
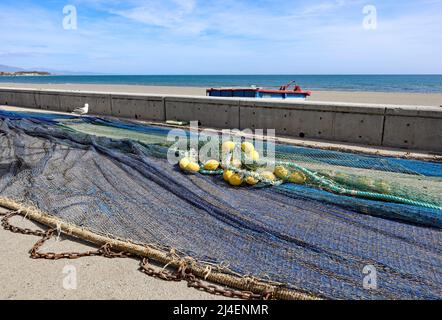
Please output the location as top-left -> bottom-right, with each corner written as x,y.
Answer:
1,82 -> 442,106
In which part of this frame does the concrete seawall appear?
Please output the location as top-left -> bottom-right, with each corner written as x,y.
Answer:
1,87 -> 441,153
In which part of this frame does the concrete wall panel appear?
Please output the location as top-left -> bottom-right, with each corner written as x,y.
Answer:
165,98 -> 240,128
0,90 -> 16,106
383,115 -> 442,152
35,93 -> 61,111
5,91 -> 38,109
240,106 -> 334,140
111,96 -> 164,121
19,92 -> 38,109
334,112 -> 384,145
59,93 -> 111,114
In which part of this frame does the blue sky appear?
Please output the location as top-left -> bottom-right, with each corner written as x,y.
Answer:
0,0 -> 441,74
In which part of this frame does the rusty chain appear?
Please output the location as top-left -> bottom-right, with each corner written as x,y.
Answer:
1,211 -> 47,237
139,258 -> 183,281
2,210 -> 274,300
29,229 -> 134,260
180,264 -> 274,300
186,276 -> 274,300
2,211 -> 133,260
139,259 -> 274,300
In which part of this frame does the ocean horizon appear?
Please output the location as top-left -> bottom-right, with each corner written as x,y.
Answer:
1,74 -> 442,93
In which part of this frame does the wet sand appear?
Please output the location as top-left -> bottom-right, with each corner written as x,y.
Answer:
1,82 -> 442,106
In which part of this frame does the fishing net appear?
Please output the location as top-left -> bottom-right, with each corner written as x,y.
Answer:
0,109 -> 441,300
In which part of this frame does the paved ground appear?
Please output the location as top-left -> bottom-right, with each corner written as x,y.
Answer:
0,207 -> 229,300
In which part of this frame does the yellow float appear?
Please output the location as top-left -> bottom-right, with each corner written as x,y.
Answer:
222,141 -> 236,153
245,176 -> 258,185
186,162 -> 201,173
179,157 -> 190,170
260,171 -> 276,181
228,173 -> 243,186
247,150 -> 260,162
288,171 -> 307,184
274,166 -> 289,179
204,159 -> 220,171
223,170 -> 234,182
241,142 -> 255,153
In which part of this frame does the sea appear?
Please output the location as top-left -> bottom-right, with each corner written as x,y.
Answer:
0,75 -> 442,93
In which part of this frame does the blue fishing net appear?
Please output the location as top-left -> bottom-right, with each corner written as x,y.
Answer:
0,109 -> 441,300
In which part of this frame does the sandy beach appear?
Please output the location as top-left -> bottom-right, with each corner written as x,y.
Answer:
1,82 -> 442,106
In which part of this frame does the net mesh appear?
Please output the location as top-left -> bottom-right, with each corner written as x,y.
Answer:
0,109 -> 441,300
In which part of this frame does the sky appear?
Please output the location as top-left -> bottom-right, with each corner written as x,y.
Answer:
0,0 -> 441,74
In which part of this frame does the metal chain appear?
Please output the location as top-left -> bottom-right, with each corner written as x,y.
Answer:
181,265 -> 274,300
140,259 -> 274,300
30,230 -> 134,260
139,258 -> 183,281
1,212 -> 47,237
2,211 -> 132,260
2,210 -> 273,300
186,276 -> 273,300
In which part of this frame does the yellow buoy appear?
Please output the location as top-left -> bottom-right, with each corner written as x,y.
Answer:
204,159 -> 220,171
247,150 -> 260,162
245,176 -> 258,185
186,162 -> 200,173
179,157 -> 190,170
228,173 -> 243,186
260,171 -> 276,181
222,141 -> 236,153
274,166 -> 289,179
223,170 -> 234,182
288,171 -> 307,184
241,142 -> 255,153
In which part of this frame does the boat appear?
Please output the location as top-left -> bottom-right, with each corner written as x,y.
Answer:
206,81 -> 311,100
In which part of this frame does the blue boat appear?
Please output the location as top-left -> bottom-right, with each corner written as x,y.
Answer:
206,81 -> 311,100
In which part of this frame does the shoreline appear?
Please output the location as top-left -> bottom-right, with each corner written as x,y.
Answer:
0,82 -> 442,106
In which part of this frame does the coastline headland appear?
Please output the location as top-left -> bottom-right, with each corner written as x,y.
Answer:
0,72 -> 51,76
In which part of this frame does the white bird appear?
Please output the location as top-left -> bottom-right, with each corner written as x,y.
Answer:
72,103 -> 89,115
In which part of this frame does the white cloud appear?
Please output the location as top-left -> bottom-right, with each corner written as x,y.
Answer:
112,0 -> 197,28
0,0 -> 441,73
